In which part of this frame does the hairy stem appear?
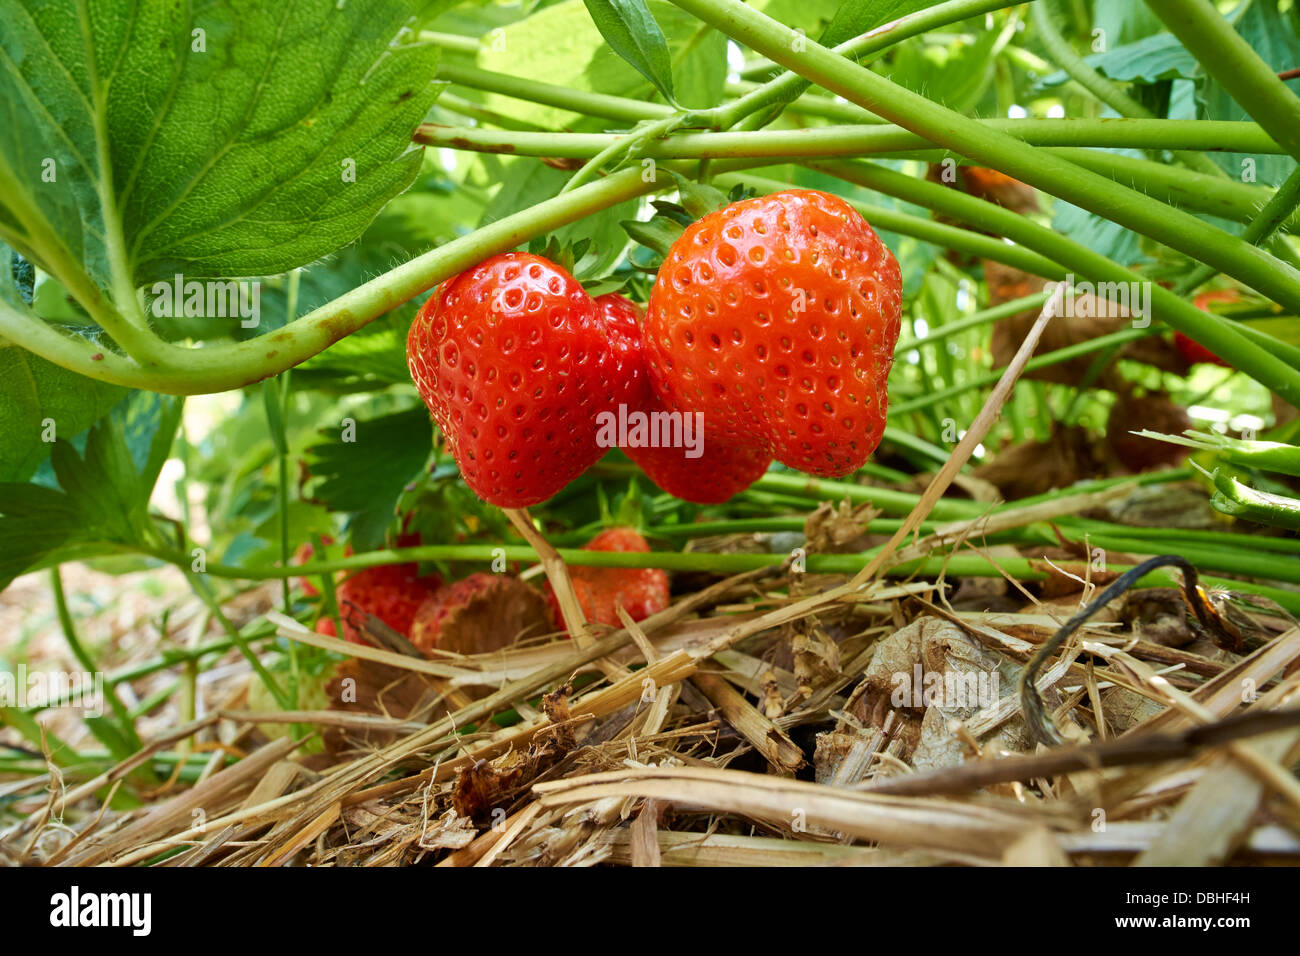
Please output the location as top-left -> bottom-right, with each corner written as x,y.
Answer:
1145,0 -> 1300,164
1,168 -> 661,394
415,119 -> 1283,162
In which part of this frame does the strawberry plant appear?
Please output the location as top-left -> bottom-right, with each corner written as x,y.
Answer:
4,0 -> 1300,873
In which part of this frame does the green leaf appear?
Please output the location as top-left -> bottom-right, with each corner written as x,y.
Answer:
817,0 -> 935,48
1197,0 -> 1300,189
671,173 -> 730,219
304,407 -> 433,549
582,0 -> 677,104
751,0 -> 842,40
0,0 -> 447,297
621,217 -> 685,259
0,346 -> 127,483
672,20 -> 727,109
1092,0 -> 1167,48
0,391 -> 179,591
478,0 -> 716,127
1037,33 -> 1197,88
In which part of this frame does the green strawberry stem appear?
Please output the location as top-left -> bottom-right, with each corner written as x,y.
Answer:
1177,164 -> 1300,294
417,120 -> 1286,163
1145,0 -> 1300,165
710,0 -> 1020,130
0,168 -> 662,394
891,327 -> 1157,414
23,631 -> 277,713
665,0 -> 1300,407
138,543 -> 1300,614
1028,0 -> 1226,180
433,58 -> 669,123
51,567 -> 144,755
804,160 -> 1300,395
893,293 -> 1054,353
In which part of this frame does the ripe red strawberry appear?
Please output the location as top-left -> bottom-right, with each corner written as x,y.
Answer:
1175,290 -> 1239,368
596,293 -> 771,502
293,536 -> 341,597
644,189 -> 902,478
326,562 -> 442,645
546,526 -> 670,631
407,253 -> 639,508
594,292 -> 654,407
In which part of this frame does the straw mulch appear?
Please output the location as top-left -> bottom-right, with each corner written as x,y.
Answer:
4,293 -> 1298,867
5,550 -> 1300,867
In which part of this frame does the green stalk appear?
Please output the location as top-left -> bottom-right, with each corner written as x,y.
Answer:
1047,148 -> 1296,234
182,569 -> 290,709
713,0 -> 1021,129
716,172 -> 1061,278
1031,0 -> 1149,118
1145,0 -> 1300,164
1179,164 -> 1300,293
417,30 -> 481,55
807,159 -> 1300,405
23,630 -> 277,713
1031,0 -> 1224,178
1060,516 -> 1300,556
0,156 -> 170,367
416,119 -> 1285,162
0,168 -> 661,394
557,0 -> 1024,192
50,567 -> 142,753
666,0 -> 1300,405
434,59 -> 668,123
891,327 -> 1157,414
722,80 -> 882,125
894,293 -> 1052,354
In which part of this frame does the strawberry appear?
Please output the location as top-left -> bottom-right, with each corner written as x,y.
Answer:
326,562 -> 442,645
1175,290 -> 1239,368
293,536 -> 340,598
595,293 -> 771,503
407,253 -> 639,508
644,189 -> 902,478
409,572 -> 552,654
546,526 -> 670,631
409,572 -> 497,652
594,292 -> 654,408
623,404 -> 773,503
